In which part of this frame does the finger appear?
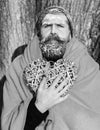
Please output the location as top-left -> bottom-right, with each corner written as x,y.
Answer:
56,94 -> 70,104
38,77 -> 46,91
56,79 -> 68,92
58,84 -> 70,96
50,75 -> 62,89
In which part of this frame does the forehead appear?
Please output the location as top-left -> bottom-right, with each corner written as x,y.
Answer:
42,13 -> 68,24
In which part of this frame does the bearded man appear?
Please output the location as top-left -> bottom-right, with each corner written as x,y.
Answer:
1,6 -> 100,130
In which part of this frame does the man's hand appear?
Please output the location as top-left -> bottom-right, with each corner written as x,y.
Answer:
35,76 -> 69,113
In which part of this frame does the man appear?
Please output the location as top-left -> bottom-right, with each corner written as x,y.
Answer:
1,6 -> 100,130
1,6 -> 72,130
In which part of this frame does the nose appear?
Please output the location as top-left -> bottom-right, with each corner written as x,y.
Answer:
51,25 -> 56,34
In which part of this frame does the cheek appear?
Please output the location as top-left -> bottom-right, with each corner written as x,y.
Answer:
58,29 -> 70,39
41,28 -> 51,39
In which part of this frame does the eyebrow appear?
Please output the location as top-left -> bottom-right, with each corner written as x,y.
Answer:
42,23 -> 65,27
42,23 -> 52,27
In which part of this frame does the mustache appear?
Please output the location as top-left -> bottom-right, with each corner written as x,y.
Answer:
41,34 -> 65,44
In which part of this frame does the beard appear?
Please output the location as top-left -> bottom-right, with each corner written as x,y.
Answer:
39,34 -> 68,62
